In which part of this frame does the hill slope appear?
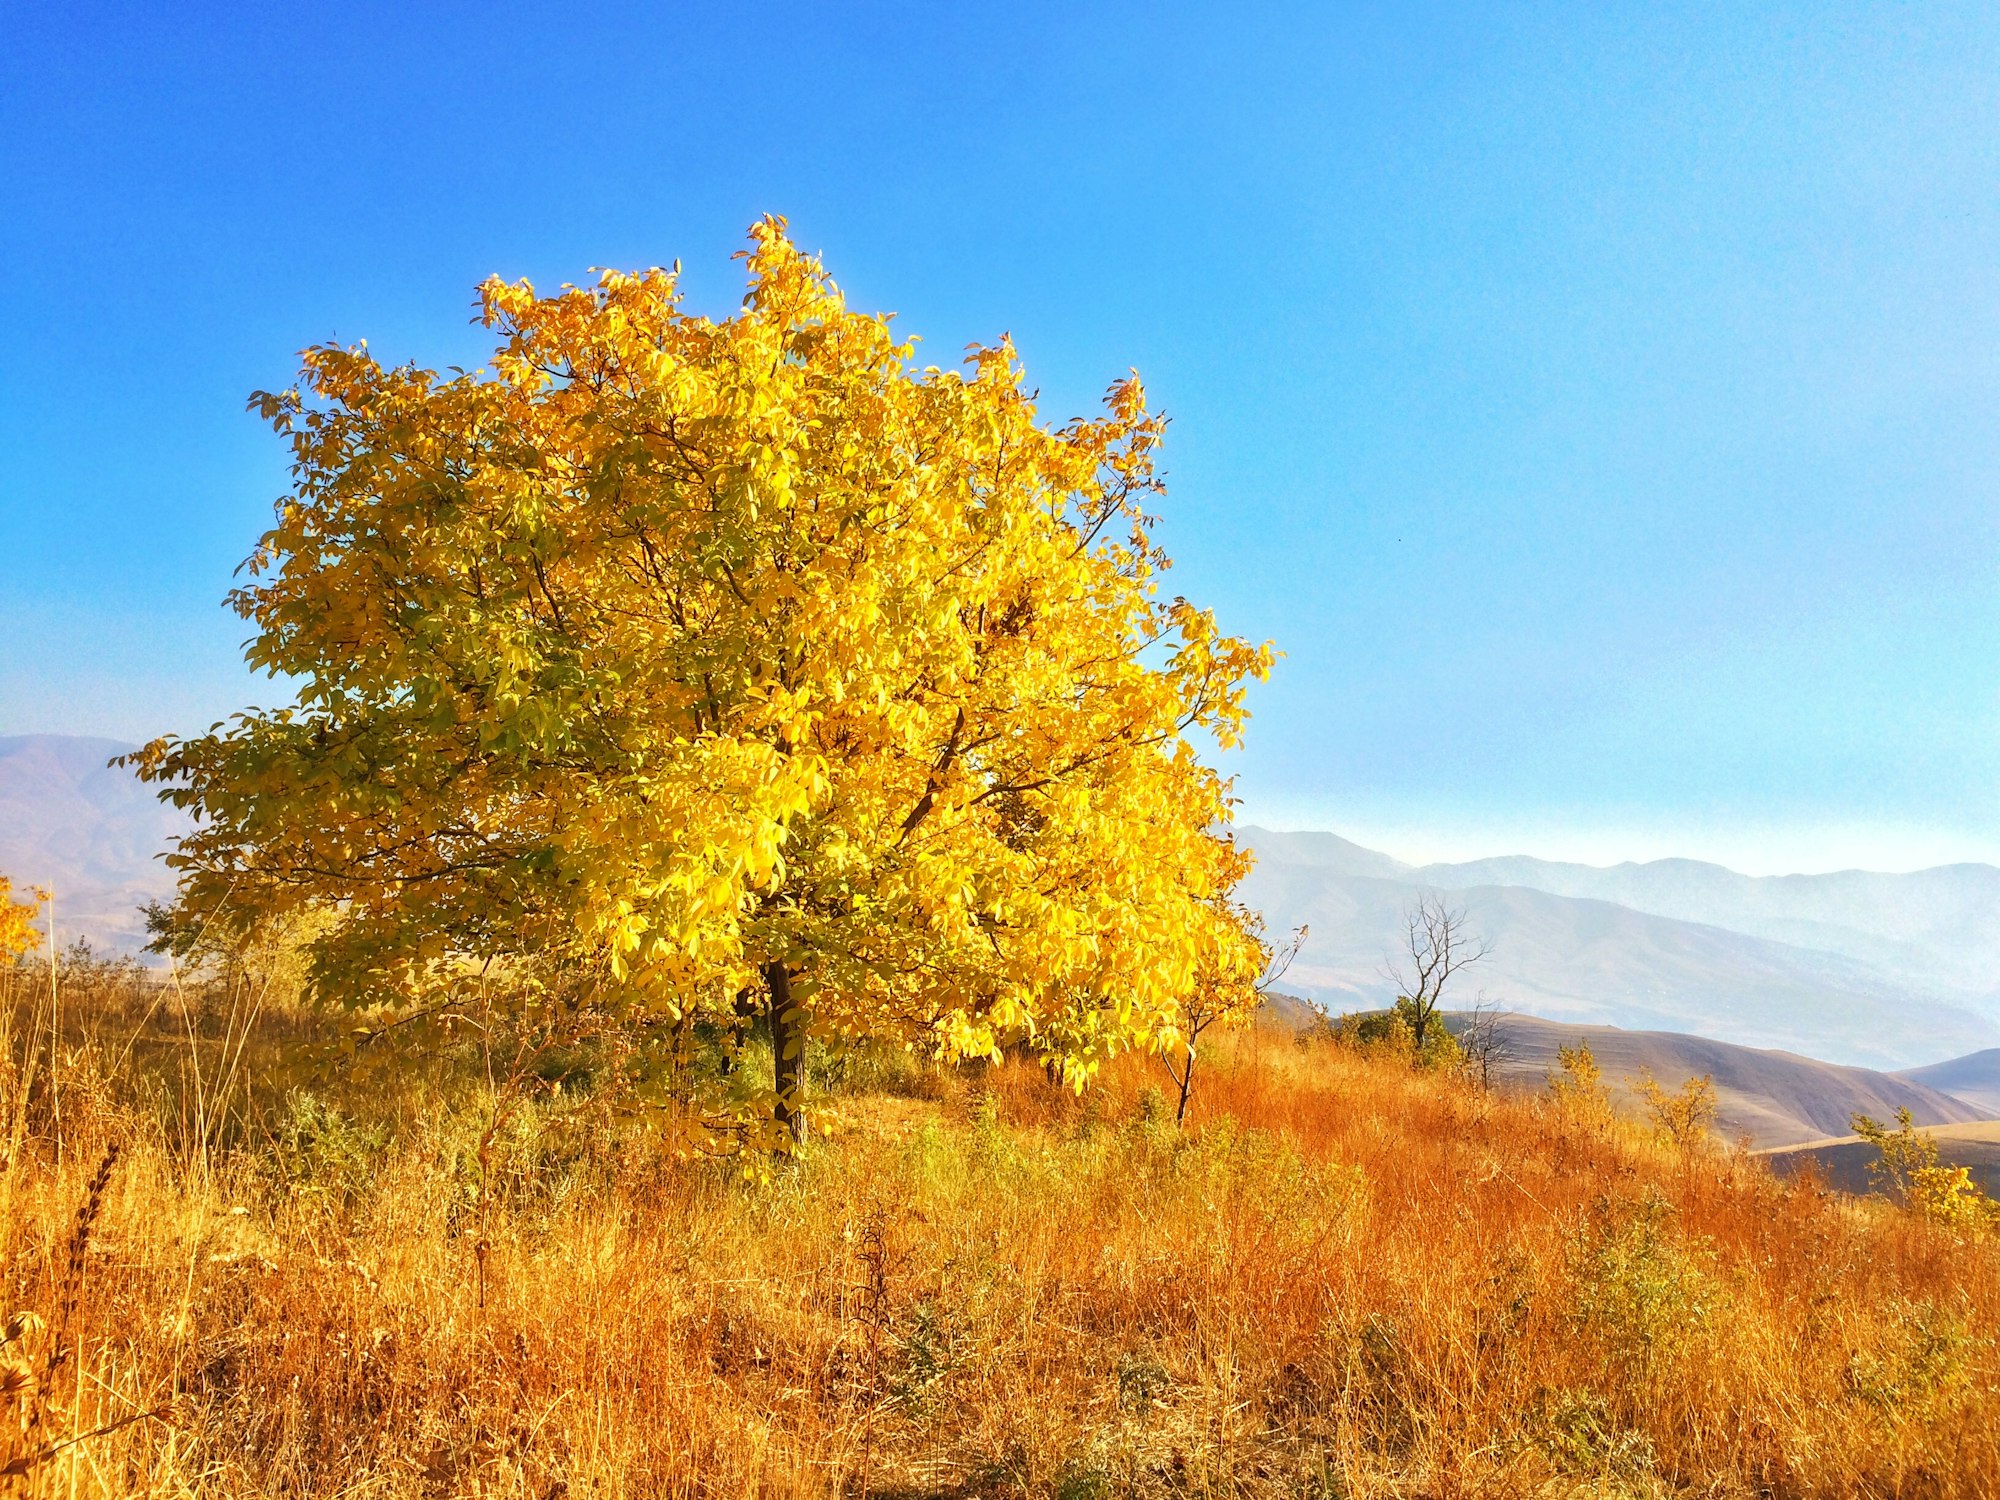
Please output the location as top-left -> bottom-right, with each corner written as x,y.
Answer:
1896,1047 -> 2000,1116
1467,1012 -> 1988,1148
11,975 -> 2000,1495
1763,1121 -> 2000,1198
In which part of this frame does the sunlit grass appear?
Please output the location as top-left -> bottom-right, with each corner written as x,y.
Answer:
1,962 -> 1995,1496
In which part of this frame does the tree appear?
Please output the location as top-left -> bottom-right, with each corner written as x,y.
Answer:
1851,1108 -> 1934,1203
1636,1071 -> 1718,1156
1335,999 -> 1463,1070
1905,1162 -> 2000,1231
1384,895 -> 1488,1058
1455,994 -> 1512,1090
130,219 -> 1273,1148
1160,915 -> 1304,1126
1549,1040 -> 1611,1127
0,878 -> 41,962
1852,1108 -> 2000,1229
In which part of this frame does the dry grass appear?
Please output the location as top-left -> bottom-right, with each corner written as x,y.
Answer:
0,964 -> 1996,1497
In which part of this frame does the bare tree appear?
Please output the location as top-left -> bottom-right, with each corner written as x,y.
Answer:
1457,991 -> 1513,1090
1384,894 -> 1489,1057
1162,923 -> 1308,1127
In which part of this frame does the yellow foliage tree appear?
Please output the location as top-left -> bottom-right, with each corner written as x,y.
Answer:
131,219 -> 1273,1143
1852,1107 -> 1936,1202
1853,1108 -> 2000,1230
1908,1163 -> 2000,1232
0,878 -> 42,961
1636,1070 -> 1718,1156
1549,1040 -> 1612,1128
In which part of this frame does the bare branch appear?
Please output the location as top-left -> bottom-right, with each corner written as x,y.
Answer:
1382,894 -> 1489,1056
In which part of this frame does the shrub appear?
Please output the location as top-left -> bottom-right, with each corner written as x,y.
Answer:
1635,1071 -> 1718,1157
1569,1189 -> 1720,1385
1853,1107 -> 2000,1229
1549,1039 -> 1612,1128
1909,1164 -> 2000,1232
1335,998 -> 1463,1071
269,1089 -> 388,1203
1847,1298 -> 1973,1415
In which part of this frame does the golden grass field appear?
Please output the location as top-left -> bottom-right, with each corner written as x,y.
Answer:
2,956 -> 1997,1498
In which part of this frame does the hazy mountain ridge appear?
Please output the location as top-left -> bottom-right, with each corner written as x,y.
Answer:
1410,852 -> 2000,1000
1245,830 -> 2000,997
1240,827 -> 2000,1071
0,734 -> 183,953
1896,1048 -> 2000,1117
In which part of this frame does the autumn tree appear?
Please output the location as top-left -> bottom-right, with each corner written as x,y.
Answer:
0,878 -> 41,962
1851,1108 -> 1933,1202
132,219 -> 1272,1147
1549,1040 -> 1611,1128
1852,1109 -> 2000,1229
1160,914 -> 1304,1126
1636,1070 -> 1718,1156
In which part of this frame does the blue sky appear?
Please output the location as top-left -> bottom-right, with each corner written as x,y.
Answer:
3,2 -> 1996,873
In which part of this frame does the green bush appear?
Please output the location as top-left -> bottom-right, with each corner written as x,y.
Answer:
269,1089 -> 388,1203
1569,1189 -> 1720,1385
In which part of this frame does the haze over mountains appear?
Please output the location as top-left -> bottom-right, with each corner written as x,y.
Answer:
3,735 -> 1998,1076
0,735 -> 183,953
1239,828 -> 2000,1072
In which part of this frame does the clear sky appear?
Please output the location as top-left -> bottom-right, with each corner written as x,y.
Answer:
3,3 -> 1996,874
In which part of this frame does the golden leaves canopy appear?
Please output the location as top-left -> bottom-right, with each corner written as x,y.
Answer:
136,219 -> 1272,1079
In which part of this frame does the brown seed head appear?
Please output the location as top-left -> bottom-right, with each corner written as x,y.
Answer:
2,1311 -> 43,1346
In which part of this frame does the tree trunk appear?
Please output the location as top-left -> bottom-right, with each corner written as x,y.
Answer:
1174,1042 -> 1197,1125
766,961 -> 805,1147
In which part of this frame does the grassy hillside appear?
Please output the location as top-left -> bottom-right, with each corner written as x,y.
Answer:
1464,1012 -> 1988,1148
2,964 -> 1997,1497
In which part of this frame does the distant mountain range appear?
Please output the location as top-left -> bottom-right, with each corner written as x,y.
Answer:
0,735 -> 183,953
1239,827 -> 2000,1072
1897,1048 -> 2000,1117
3,736 -> 1998,1076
